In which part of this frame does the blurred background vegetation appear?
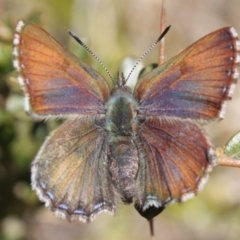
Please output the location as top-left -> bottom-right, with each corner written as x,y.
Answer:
1,0 -> 240,239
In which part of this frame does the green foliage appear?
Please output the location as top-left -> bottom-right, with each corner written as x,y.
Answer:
224,132 -> 240,159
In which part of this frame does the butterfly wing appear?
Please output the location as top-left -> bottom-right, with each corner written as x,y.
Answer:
31,117 -> 116,222
134,117 -> 217,215
13,21 -> 110,118
134,27 -> 240,120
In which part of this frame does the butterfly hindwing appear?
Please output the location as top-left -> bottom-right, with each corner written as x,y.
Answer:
31,117 -> 116,222
134,117 -> 217,211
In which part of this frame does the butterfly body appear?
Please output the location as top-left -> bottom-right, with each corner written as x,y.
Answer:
13,21 -> 240,222
105,84 -> 139,203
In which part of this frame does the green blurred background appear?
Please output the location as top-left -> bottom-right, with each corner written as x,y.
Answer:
1,0 -> 240,239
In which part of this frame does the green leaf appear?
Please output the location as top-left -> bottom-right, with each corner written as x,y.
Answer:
224,132 -> 240,159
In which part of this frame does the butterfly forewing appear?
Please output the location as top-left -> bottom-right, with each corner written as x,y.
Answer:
134,27 -> 240,120
13,21 -> 110,118
32,117 -> 116,222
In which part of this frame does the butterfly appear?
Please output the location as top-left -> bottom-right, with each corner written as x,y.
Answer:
12,20 -> 240,222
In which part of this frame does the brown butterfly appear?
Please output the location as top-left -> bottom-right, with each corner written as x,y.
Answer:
13,20 -> 240,222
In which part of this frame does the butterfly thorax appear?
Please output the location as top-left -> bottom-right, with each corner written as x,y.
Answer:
105,87 -> 139,203
105,86 -> 138,136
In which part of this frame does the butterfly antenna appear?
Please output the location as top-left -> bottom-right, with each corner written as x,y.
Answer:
125,25 -> 171,83
69,31 -> 115,83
